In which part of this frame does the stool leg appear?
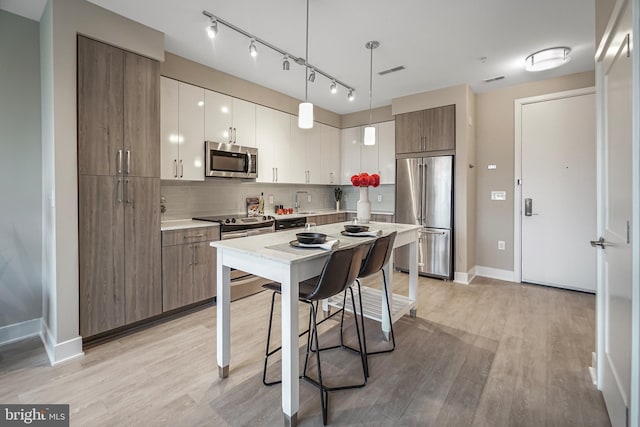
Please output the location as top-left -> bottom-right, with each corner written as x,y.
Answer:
349,286 -> 368,383
382,269 -> 396,350
310,302 -> 328,425
355,279 -> 369,377
263,291 -> 278,386
303,303 -> 314,377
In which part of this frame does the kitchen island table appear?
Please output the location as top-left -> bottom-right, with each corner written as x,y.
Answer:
210,221 -> 419,426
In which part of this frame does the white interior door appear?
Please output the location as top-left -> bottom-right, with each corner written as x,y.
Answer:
596,2 -> 634,425
520,91 -> 596,292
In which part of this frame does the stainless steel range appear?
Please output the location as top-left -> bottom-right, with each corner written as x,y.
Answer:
192,214 -> 275,300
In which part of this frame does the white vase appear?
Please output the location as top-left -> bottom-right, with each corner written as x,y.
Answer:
336,200 -> 340,211
356,186 -> 371,224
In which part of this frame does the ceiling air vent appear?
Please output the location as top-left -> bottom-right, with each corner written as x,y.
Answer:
378,65 -> 405,76
483,75 -> 505,83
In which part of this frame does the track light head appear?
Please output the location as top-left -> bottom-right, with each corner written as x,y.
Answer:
282,55 -> 290,71
308,68 -> 316,82
330,81 -> 337,94
206,19 -> 218,39
249,39 -> 257,57
348,89 -> 355,101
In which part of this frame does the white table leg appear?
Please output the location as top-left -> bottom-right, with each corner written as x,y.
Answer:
281,267 -> 300,425
409,238 -> 418,317
216,256 -> 231,378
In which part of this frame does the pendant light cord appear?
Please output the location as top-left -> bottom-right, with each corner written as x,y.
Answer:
368,43 -> 373,125
305,0 -> 309,102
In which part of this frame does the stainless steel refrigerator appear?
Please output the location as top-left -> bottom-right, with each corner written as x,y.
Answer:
395,155 -> 453,279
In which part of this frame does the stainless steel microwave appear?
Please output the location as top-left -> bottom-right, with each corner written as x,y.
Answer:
205,141 -> 257,179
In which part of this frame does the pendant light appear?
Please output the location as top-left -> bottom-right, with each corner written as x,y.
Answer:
363,41 -> 379,146
298,0 -> 314,129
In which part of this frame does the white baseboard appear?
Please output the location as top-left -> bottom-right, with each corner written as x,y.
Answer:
589,352 -> 597,385
0,318 -> 42,346
474,266 -> 517,283
454,266 -> 476,285
42,321 -> 84,366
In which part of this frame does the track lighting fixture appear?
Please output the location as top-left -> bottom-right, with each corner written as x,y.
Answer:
348,89 -> 355,101
207,18 -> 218,39
201,10 -> 355,103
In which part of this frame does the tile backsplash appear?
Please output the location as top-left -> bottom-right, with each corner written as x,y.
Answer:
160,180 -> 395,220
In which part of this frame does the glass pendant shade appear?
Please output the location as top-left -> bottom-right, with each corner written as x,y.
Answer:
298,102 -> 314,129
364,126 -> 376,146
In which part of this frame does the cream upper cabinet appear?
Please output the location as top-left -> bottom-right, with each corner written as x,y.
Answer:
204,91 -> 256,147
204,90 -> 233,144
377,121 -> 395,184
340,121 -> 395,185
289,116 -> 309,184
340,126 -> 362,184
319,124 -> 341,185
232,98 -> 256,147
255,106 -> 290,183
160,77 -> 204,181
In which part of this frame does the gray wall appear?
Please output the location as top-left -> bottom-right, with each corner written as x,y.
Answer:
0,10 -> 42,328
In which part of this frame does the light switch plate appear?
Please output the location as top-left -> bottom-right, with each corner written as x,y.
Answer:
491,191 -> 506,201
377,195 -> 383,202
268,195 -> 274,205
498,240 -> 506,250
488,164 -> 497,170
307,194 -> 312,202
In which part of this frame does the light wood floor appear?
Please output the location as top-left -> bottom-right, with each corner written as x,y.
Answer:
0,274 -> 610,426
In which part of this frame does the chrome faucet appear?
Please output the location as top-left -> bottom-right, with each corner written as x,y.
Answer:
295,191 -> 308,212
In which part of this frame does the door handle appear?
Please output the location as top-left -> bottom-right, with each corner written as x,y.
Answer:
194,244 -> 199,265
420,229 -> 446,235
173,159 -> 178,178
228,127 -> 233,144
117,178 -> 122,203
126,150 -> 131,174
124,179 -> 130,204
180,160 -> 184,178
590,237 -> 613,249
233,128 -> 237,143
117,150 -> 123,175
524,198 -> 539,216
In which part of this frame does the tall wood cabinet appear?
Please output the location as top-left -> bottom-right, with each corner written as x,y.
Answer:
395,104 -> 455,154
78,36 -> 161,337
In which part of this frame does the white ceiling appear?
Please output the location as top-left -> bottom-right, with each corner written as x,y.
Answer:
2,0 -> 595,115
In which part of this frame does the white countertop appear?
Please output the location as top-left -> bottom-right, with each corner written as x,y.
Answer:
268,209 -> 393,220
161,219 -> 220,231
210,221 -> 419,265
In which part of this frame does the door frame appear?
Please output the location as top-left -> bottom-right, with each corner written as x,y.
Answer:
513,86 -> 596,283
595,0 -> 640,425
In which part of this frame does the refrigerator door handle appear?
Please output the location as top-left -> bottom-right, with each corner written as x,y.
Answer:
418,161 -> 424,224
420,229 -> 447,235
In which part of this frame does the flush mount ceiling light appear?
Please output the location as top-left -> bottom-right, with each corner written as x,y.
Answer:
363,41 -> 379,146
298,0 -> 314,129
206,18 -> 218,39
201,9 -> 355,99
525,47 -> 571,72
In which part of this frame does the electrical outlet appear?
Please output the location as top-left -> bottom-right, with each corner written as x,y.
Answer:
307,194 -> 312,202
268,195 -> 274,205
498,240 -> 506,250
377,194 -> 383,202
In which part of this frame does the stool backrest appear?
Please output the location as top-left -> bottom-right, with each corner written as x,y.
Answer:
358,231 -> 397,279
306,244 -> 366,301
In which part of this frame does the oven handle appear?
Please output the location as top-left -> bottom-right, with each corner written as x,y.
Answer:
222,231 -> 249,240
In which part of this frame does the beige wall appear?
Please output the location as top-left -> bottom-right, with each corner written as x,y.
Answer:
596,0 -> 617,44
40,0 -> 163,361
340,105 -> 394,128
392,84 -> 475,278
161,52 -> 341,128
474,71 -> 595,272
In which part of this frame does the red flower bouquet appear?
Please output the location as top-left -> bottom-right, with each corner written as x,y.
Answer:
350,172 -> 380,187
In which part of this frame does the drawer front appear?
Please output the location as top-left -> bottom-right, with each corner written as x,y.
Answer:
162,226 -> 220,246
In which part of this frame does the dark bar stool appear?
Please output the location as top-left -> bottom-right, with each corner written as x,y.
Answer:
339,231 -> 397,377
262,244 -> 367,425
